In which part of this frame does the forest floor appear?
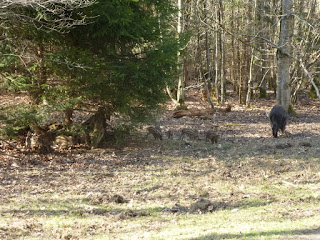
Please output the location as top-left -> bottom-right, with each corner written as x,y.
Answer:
1,90 -> 320,239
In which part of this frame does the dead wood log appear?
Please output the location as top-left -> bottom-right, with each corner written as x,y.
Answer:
82,106 -> 111,147
173,108 -> 215,118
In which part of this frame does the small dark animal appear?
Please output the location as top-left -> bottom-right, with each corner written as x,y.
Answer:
269,105 -> 287,138
180,128 -> 198,141
147,126 -> 163,140
205,131 -> 219,143
223,104 -> 232,113
167,129 -> 174,139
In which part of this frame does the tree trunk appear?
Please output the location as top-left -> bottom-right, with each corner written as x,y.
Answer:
237,4 -> 243,103
30,42 -> 47,104
276,0 -> 294,111
204,0 -> 214,109
214,8 -> 220,101
258,0 -> 267,98
177,0 -> 184,104
83,107 -> 108,148
245,1 -> 254,106
231,0 -> 236,93
64,108 -> 73,128
219,0 -> 225,103
246,49 -> 254,106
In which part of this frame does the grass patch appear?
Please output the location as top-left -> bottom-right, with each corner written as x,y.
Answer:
1,136 -> 320,239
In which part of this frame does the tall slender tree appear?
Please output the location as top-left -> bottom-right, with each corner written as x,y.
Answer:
177,0 -> 185,104
276,0 -> 294,110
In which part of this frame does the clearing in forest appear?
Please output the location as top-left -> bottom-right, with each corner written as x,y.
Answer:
1,94 -> 320,240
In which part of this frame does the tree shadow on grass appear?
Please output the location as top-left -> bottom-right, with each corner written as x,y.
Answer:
0,194 -> 272,218
187,227 -> 320,240
1,207 -> 108,217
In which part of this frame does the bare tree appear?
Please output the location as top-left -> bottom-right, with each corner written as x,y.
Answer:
204,0 -> 215,109
0,0 -> 94,32
218,0 -> 225,103
0,0 -> 95,105
276,0 -> 294,110
177,0 -> 185,104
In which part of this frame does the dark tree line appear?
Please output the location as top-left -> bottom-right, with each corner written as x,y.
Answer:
0,0 -> 181,147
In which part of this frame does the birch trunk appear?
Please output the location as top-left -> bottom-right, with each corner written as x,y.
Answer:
214,8 -> 220,101
204,0 -> 215,109
176,0 -> 184,104
276,0 -> 294,111
219,0 -> 225,103
246,49 -> 254,106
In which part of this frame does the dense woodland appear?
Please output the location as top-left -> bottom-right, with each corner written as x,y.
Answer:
179,0 -> 319,109
0,0 -> 320,150
2,1 -> 320,239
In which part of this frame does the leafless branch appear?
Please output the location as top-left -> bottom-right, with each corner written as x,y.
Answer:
292,14 -> 316,30
300,61 -> 320,101
0,0 -> 95,32
0,137 -> 23,152
0,53 -> 91,70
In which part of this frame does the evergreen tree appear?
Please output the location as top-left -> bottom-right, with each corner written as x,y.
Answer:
61,0 -> 179,120
1,0 -> 180,143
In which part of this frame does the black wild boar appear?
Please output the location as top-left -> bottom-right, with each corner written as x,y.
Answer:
269,105 -> 287,138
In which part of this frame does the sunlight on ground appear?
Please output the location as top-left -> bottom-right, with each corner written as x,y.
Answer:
1,102 -> 320,239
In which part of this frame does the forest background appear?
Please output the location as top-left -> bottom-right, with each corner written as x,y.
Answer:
1,1 -> 320,240
0,0 -> 319,144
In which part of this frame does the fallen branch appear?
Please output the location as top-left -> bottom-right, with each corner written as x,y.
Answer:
0,152 -> 20,159
173,108 -> 215,118
0,137 -> 23,152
